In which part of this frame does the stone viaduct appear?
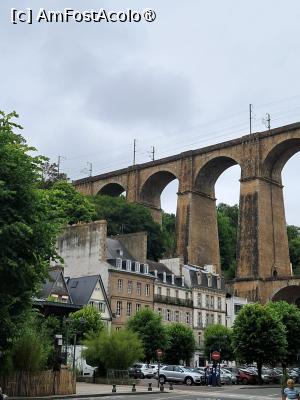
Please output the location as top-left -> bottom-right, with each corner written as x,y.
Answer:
74,122 -> 300,304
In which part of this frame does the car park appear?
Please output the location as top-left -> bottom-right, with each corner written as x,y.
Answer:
157,365 -> 203,386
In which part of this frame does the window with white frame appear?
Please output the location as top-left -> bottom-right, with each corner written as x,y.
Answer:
206,294 -> 210,308
126,302 -> 132,316
137,282 -> 141,295
211,296 -> 214,309
175,290 -> 179,298
207,274 -> 212,287
217,276 -> 221,289
145,284 -> 150,297
167,309 -> 171,321
116,258 -> 122,269
166,288 -> 170,297
186,312 -> 190,324
197,292 -> 202,307
117,279 -> 123,292
144,264 -> 149,274
217,297 -> 222,310
175,310 -> 179,322
128,280 -> 133,294
205,312 -> 209,326
136,303 -> 141,312
126,260 -> 132,271
217,314 -> 222,324
116,301 -> 122,316
157,286 -> 162,295
135,262 -> 140,273
197,311 -> 202,327
157,307 -> 162,315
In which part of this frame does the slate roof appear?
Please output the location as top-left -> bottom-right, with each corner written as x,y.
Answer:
188,269 -> 225,291
68,275 -> 99,305
106,237 -> 135,260
67,274 -> 113,320
39,269 -> 72,301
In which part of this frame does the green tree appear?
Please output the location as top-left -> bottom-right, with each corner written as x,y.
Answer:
266,301 -> 300,387
38,161 -> 68,189
83,329 -> 144,373
164,323 -> 195,365
232,303 -> 287,383
162,212 -> 176,257
43,180 -> 96,225
126,308 -> 168,363
68,305 -> 104,342
10,310 -> 52,373
204,324 -> 233,361
90,195 -> 165,260
0,111 -> 63,354
217,203 -> 238,279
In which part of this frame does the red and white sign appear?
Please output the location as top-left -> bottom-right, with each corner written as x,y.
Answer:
211,351 -> 221,361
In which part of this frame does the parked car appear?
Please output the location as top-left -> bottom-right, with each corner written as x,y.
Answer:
221,368 -> 236,384
236,368 -> 258,385
128,363 -> 155,379
157,365 -> 203,386
184,367 -> 206,385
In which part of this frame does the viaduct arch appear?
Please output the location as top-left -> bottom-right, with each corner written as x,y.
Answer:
74,122 -> 300,303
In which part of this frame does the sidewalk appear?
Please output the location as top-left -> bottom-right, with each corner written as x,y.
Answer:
76,381 -> 165,396
9,382 -> 168,399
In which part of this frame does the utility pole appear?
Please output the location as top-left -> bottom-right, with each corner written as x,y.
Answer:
249,104 -> 254,134
87,162 -> 93,177
133,139 -> 137,165
151,146 -> 155,161
262,113 -> 271,130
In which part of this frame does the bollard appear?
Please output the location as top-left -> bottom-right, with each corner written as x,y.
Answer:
132,383 -> 136,392
169,382 -> 173,390
148,382 -> 152,391
160,383 -> 164,392
112,384 -> 116,393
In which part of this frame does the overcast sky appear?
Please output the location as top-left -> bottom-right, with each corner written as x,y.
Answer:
1,0 -> 300,224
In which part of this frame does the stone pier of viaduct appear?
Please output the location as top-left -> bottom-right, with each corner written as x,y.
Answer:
74,122 -> 300,304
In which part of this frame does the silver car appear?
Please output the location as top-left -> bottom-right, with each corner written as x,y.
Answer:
158,365 -> 202,386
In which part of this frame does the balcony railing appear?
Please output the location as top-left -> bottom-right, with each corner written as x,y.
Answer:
154,294 -> 193,308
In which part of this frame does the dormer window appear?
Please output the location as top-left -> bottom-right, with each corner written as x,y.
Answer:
117,248 -> 123,257
144,264 -> 149,274
181,276 -> 185,287
171,274 -> 175,285
163,272 -> 167,283
126,260 -> 132,271
135,262 -> 140,273
217,276 -> 221,289
207,274 -> 212,287
197,272 -> 202,285
116,258 -> 122,269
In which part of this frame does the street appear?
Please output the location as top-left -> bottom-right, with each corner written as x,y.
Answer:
80,385 -> 284,400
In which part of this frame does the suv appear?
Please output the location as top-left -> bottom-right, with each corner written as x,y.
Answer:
128,363 -> 155,379
157,365 -> 202,386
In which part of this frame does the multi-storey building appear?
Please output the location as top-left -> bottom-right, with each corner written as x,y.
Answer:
183,263 -> 226,366
107,257 -> 155,330
148,261 -> 193,327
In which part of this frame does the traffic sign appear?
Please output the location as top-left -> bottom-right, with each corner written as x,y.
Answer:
211,351 -> 221,361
